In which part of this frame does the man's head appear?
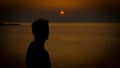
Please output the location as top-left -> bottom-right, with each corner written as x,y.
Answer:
32,19 -> 49,40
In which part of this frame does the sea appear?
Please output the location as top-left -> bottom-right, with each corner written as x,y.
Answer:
0,22 -> 120,68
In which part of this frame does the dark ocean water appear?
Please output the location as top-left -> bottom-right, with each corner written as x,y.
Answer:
0,23 -> 120,68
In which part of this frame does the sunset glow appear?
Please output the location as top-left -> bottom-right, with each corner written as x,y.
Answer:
0,0 -> 119,10
0,0 -> 120,22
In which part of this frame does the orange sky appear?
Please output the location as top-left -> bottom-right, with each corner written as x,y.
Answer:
0,0 -> 119,10
0,0 -> 120,22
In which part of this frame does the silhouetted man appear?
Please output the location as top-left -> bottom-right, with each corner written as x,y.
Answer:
26,19 -> 51,68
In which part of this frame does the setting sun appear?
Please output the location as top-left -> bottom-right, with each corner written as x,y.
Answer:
60,11 -> 65,15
